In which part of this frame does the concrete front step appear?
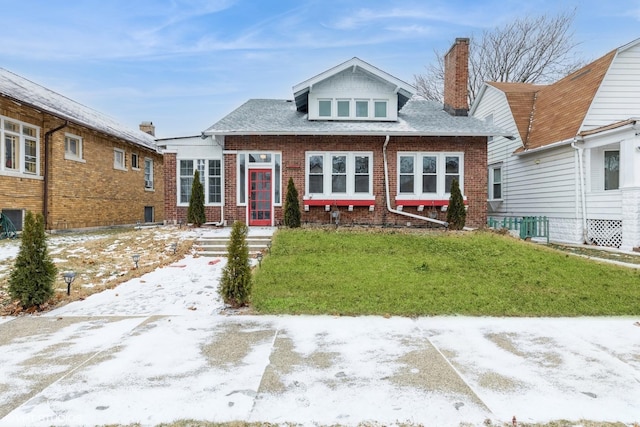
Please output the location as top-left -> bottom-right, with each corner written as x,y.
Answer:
194,236 -> 272,257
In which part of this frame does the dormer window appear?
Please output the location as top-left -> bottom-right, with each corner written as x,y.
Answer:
356,100 -> 369,118
293,57 -> 414,122
337,100 -> 350,117
314,98 -> 391,121
319,100 -> 331,117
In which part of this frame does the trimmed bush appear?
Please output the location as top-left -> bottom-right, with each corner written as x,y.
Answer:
446,178 -> 466,230
219,221 -> 252,307
283,177 -> 301,228
8,211 -> 57,308
187,169 -> 206,227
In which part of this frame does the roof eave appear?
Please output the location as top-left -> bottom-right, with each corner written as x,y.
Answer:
0,92 -> 158,151
204,130 -> 502,137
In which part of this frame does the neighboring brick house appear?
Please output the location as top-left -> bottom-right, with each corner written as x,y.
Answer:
472,37 -> 640,251
162,39 -> 505,228
0,68 -> 164,230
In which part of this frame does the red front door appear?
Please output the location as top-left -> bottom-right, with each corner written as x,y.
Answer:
248,169 -> 272,226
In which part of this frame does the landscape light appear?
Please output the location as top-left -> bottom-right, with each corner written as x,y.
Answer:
256,252 -> 263,267
63,271 -> 76,296
132,254 -> 140,269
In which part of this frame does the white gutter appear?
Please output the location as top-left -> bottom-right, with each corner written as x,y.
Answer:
571,138 -> 589,243
514,137 -> 575,156
382,135 -> 449,228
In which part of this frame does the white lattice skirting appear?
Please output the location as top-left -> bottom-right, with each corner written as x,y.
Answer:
587,219 -> 623,248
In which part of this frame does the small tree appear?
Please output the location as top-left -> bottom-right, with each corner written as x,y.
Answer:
283,177 -> 301,228
446,178 -> 466,230
219,221 -> 252,308
8,211 -> 57,308
187,169 -> 206,227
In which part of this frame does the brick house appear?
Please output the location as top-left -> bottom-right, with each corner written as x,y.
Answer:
162,39 -> 505,228
0,68 -> 164,230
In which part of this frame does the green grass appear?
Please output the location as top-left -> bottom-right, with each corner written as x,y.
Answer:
252,229 -> 640,317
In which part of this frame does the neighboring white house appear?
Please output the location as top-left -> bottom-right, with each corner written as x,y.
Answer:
471,38 -> 640,251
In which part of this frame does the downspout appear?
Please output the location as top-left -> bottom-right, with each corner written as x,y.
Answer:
43,121 -> 68,229
383,135 -> 449,227
571,138 -> 589,243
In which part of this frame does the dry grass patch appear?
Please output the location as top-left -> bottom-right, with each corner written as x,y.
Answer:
0,226 -> 196,315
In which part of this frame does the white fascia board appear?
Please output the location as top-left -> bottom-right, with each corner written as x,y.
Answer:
292,57 -> 415,97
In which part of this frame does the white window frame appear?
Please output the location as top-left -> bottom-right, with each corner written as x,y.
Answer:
305,151 -> 373,198
355,99 -> 369,118
64,133 -> 84,162
488,163 -> 502,200
396,152 -> 464,199
144,157 -> 153,189
131,153 -> 140,169
1,116 -> 41,176
113,148 -> 126,170
236,152 -> 282,207
337,99 -> 350,117
318,99 -> 332,117
604,149 -> 619,191
374,100 -> 387,118
312,98 -> 391,120
178,158 -> 224,206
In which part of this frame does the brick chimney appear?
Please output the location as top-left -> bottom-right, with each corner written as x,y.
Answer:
443,38 -> 469,116
139,121 -> 155,136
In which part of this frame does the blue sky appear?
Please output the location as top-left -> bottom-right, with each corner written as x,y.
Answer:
1,0 -> 639,138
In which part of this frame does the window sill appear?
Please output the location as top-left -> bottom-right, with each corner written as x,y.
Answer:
0,170 -> 43,180
145,187 -> 155,192
303,197 -> 376,207
395,198 -> 467,207
114,166 -> 128,171
65,155 -> 86,163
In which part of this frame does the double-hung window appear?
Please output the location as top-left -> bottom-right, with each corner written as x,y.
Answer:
1,116 -> 40,175
114,148 -> 126,170
131,153 -> 140,169
4,124 -> 18,171
489,164 -> 502,199
208,159 -> 221,203
64,134 -> 83,161
306,152 -> 372,197
144,158 -> 153,189
179,159 -> 223,204
397,152 -> 464,197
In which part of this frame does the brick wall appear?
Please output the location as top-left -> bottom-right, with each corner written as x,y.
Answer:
162,152 -> 223,225
223,134 -> 487,228
443,38 -> 470,116
0,100 -> 165,230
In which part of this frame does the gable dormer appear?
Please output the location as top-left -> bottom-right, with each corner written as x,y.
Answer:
292,57 -> 415,122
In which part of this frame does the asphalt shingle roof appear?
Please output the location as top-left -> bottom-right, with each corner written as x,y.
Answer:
205,97 -> 509,137
485,49 -> 618,151
0,68 -> 157,151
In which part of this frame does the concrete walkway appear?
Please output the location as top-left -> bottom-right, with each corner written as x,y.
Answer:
0,229 -> 639,426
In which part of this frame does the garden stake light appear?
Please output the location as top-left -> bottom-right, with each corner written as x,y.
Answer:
256,252 -> 263,267
132,254 -> 140,269
63,271 -> 76,296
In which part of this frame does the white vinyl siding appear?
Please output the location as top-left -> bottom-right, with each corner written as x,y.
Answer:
473,86 -> 577,218
582,42 -> 640,131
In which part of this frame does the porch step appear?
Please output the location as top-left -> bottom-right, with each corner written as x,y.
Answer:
194,235 -> 272,257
